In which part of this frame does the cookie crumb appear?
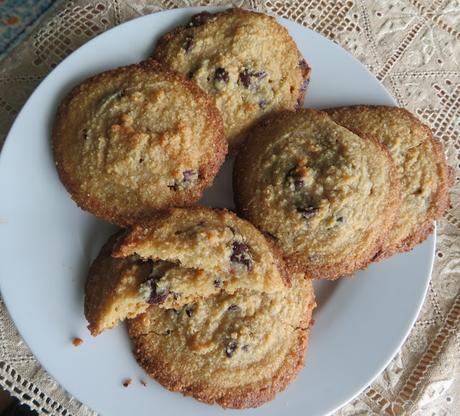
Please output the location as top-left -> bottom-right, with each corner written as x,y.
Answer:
72,337 -> 83,347
122,378 -> 132,387
140,379 -> 147,386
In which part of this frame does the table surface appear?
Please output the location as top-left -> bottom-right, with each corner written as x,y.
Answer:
0,1 -> 458,416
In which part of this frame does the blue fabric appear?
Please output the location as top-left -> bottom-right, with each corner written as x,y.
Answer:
0,0 -> 59,59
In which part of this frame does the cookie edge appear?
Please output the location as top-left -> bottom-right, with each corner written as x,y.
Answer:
326,105 -> 453,258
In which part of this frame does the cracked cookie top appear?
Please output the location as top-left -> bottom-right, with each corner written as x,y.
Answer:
152,8 -> 310,148
53,60 -> 226,226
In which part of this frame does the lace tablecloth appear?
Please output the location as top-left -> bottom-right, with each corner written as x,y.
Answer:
0,1 -> 458,415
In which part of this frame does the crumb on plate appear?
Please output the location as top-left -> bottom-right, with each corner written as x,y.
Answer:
72,337 -> 83,347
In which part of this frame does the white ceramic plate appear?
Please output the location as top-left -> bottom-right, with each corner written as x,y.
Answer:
0,7 -> 434,416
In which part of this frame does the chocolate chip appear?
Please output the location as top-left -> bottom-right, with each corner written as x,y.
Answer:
168,170 -> 197,191
165,329 -> 171,335
230,242 -> 253,271
299,59 -> 309,71
285,167 -> 304,191
225,340 -> 238,358
214,67 -> 229,83
296,79 -> 310,109
213,278 -> 222,288
293,178 -> 304,191
258,99 -> 269,109
185,305 -> 194,317
182,34 -> 194,53
182,170 -> 196,186
139,158 -> 144,163
297,206 -> 318,219
145,279 -> 169,304
336,216 -> 344,223
300,79 -> 310,94
144,263 -> 176,304
227,304 -> 240,312
296,58 -> 310,108
188,12 -> 213,27
238,68 -> 267,89
149,289 -> 169,305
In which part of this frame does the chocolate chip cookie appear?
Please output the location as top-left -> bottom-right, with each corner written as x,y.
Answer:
85,207 -> 288,335
152,8 -> 310,148
327,105 -> 453,258
234,109 -> 400,279
127,272 -> 315,408
85,207 -> 314,407
53,60 -> 226,226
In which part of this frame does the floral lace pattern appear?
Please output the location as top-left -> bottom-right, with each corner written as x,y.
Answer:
0,1 -> 458,415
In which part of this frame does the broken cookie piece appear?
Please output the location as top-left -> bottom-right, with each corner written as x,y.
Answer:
84,208 -> 288,335
112,207 -> 290,292
83,207 -> 315,408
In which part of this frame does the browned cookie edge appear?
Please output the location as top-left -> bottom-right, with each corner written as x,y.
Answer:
326,105 -> 453,258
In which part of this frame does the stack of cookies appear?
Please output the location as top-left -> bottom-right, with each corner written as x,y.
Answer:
52,8 -> 452,409
234,106 -> 453,279
84,209 -> 314,408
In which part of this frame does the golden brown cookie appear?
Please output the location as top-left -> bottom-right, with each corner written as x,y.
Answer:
234,109 -> 400,279
152,8 -> 310,148
327,105 -> 453,258
128,272 -> 315,408
53,60 -> 226,226
84,208 -> 314,408
85,207 -> 288,335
